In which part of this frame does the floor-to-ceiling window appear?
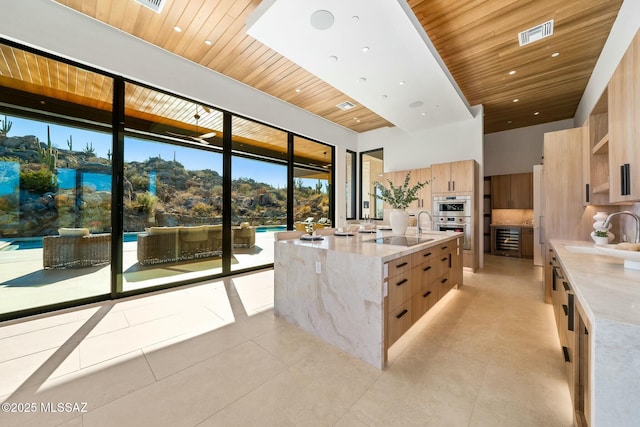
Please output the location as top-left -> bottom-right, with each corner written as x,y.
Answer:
0,42 -> 113,315
360,149 -> 384,220
293,136 -> 333,232
121,84 -> 226,290
0,38 -> 335,320
230,116 -> 288,271
346,150 -> 356,220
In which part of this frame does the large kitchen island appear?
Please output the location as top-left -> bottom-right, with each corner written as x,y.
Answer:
274,229 -> 463,369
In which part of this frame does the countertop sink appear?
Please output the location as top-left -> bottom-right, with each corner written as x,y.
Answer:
563,244 -> 600,255
364,236 -> 434,247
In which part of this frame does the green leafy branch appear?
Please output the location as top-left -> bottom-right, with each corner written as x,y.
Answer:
371,172 -> 428,209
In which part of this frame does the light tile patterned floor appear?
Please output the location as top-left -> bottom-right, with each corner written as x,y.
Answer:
0,255 -> 573,426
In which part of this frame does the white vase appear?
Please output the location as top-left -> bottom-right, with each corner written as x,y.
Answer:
592,211 -> 614,243
389,209 -> 409,235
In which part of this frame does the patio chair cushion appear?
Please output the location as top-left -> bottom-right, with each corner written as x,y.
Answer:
58,227 -> 90,237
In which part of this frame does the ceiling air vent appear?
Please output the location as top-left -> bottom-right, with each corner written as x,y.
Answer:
134,0 -> 166,13
518,19 -> 554,46
336,101 -> 356,111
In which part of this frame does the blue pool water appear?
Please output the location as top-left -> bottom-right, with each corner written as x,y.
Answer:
255,226 -> 286,233
1,233 -> 140,251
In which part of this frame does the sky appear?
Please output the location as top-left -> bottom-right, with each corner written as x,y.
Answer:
3,115 -> 298,189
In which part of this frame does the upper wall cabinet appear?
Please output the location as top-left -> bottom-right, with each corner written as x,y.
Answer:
583,89 -> 610,206
382,167 -> 432,213
431,160 -> 475,195
608,30 -> 640,203
491,173 -> 533,209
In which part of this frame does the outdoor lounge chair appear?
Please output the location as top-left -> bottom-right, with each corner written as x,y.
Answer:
43,229 -> 111,269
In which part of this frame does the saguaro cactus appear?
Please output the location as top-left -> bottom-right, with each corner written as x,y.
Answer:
37,125 -> 59,173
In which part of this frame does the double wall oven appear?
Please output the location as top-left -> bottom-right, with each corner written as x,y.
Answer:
433,195 -> 471,250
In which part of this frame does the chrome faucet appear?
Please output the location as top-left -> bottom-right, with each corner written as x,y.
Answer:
603,211 -> 640,243
416,210 -> 433,235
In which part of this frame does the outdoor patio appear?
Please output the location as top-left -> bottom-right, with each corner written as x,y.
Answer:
0,230 -> 277,315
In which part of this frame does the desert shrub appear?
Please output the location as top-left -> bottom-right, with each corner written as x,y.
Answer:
135,191 -> 158,213
20,168 -> 56,193
192,201 -> 214,216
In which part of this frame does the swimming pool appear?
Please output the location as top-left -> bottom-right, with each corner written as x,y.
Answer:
1,233 -> 141,251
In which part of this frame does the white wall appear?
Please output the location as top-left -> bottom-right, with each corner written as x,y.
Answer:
358,105 -> 484,171
483,119 -> 574,176
0,0 -> 359,222
574,0 -> 640,126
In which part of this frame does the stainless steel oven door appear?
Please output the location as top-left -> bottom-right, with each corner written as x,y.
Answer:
433,196 -> 471,217
434,216 -> 471,250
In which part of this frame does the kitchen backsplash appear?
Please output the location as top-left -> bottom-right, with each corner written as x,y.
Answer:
492,209 -> 534,225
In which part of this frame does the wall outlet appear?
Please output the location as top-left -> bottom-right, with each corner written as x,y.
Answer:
315,261 -> 321,274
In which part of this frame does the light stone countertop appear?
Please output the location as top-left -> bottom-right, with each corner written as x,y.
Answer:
551,239 -> 640,326
551,240 -> 640,426
277,228 -> 463,262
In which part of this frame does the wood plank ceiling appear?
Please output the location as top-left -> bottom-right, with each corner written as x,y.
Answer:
41,1 -> 625,134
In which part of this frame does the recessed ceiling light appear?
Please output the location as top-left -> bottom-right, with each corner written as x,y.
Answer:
358,77 -> 367,83
173,26 -> 182,32
534,111 -> 540,115
399,81 -> 406,85
421,112 -> 427,116
551,52 -> 560,57
328,55 -> 338,63
204,40 -> 212,46
513,99 -> 519,103
508,70 -> 516,75
362,46 -> 370,53
310,10 -> 334,30
352,16 -> 359,22
295,88 -> 301,93
508,120 -> 513,124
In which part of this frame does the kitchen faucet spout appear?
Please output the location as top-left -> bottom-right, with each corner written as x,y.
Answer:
416,210 -> 433,235
603,211 -> 640,243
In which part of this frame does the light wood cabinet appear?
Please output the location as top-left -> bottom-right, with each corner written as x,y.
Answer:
542,127 -> 585,300
382,167 -> 432,212
491,173 -> 533,209
521,227 -> 533,258
431,160 -> 474,194
385,238 -> 461,347
549,249 -> 591,427
608,30 -> 640,203
583,90 -> 610,206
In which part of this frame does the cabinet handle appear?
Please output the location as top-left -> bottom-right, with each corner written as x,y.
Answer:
396,309 -> 408,319
584,327 -> 589,335
621,164 -> 631,196
441,246 -> 448,250
396,278 -> 408,287
562,346 -> 570,363
568,294 -> 574,332
452,181 -> 455,192
448,181 -> 451,191
562,304 -> 568,316
585,183 -> 590,203
441,278 -> 448,284
423,266 -> 432,272
562,282 -> 569,292
396,262 -> 408,268
423,252 -> 432,257
441,257 -> 448,262
422,291 -> 432,298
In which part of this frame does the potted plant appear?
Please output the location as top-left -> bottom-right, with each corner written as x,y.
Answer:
593,230 -> 610,246
372,172 -> 429,234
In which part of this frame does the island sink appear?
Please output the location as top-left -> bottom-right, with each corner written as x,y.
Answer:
365,236 -> 434,247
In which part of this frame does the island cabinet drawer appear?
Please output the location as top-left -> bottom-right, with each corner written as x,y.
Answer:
411,280 -> 438,323
386,255 -> 412,278
433,251 -> 451,279
437,271 -> 453,298
388,301 -> 413,345
411,247 -> 436,267
411,261 -> 434,296
388,269 -> 413,312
